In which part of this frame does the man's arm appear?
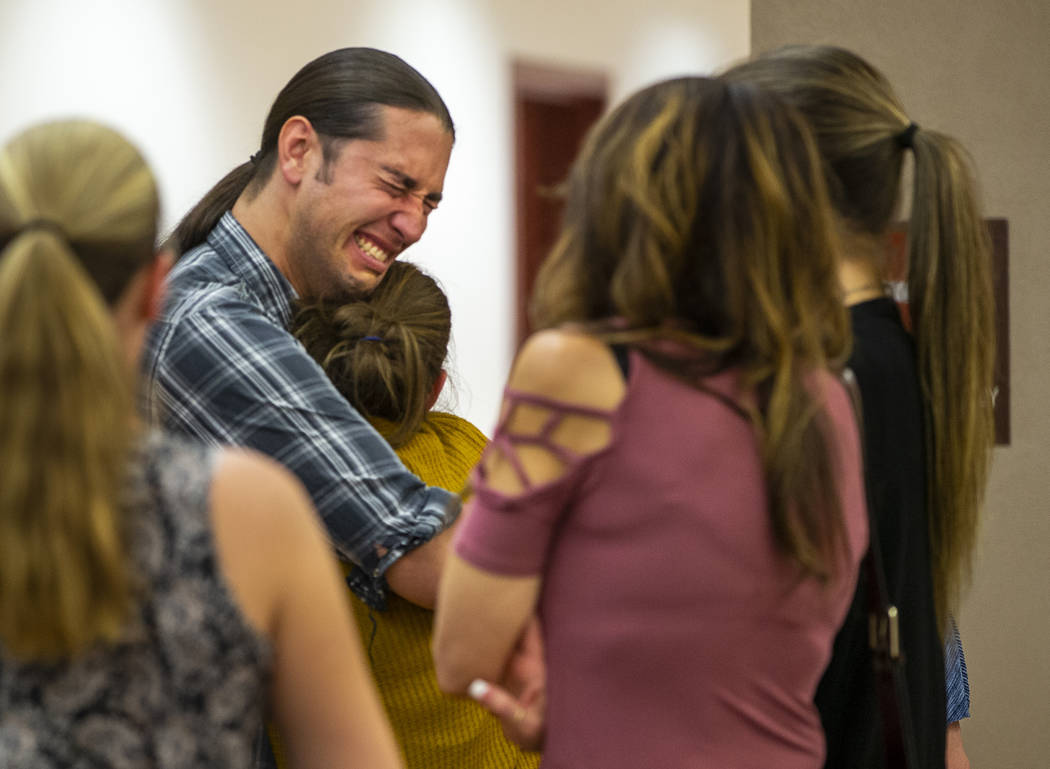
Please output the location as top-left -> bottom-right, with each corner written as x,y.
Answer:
144,300 -> 455,608
383,523 -> 457,608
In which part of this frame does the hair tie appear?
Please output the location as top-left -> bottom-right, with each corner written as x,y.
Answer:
17,218 -> 68,241
895,122 -> 919,150
249,151 -> 262,166
361,335 -> 383,342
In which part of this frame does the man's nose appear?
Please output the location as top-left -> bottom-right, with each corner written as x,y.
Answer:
390,198 -> 427,246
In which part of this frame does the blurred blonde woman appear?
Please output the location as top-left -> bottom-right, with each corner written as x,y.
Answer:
725,46 -> 994,769
0,119 -> 402,769
433,77 -> 869,769
286,260 -> 538,769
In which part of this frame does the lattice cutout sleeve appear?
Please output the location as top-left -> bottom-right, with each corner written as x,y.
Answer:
453,388 -> 616,576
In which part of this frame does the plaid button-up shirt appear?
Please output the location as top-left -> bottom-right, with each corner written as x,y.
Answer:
141,212 -> 456,609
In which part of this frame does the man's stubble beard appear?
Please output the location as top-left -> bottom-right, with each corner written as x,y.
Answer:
288,211 -> 372,305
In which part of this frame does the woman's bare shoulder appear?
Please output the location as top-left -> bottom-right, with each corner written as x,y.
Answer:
508,328 -> 626,411
210,449 -> 313,530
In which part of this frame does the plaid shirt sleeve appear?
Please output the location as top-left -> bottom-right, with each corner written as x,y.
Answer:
944,614 -> 971,723
143,294 -> 457,609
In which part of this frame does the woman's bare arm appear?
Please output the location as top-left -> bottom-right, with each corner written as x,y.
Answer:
211,449 -> 403,769
433,329 -> 626,694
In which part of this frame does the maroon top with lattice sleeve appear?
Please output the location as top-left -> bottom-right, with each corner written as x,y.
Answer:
454,351 -> 868,769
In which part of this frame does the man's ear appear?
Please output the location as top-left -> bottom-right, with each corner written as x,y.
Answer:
143,249 -> 173,321
277,115 -> 318,186
425,369 -> 448,412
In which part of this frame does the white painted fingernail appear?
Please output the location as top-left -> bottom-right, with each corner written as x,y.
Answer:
468,679 -> 490,700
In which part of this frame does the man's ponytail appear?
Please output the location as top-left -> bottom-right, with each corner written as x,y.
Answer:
172,162 -> 256,254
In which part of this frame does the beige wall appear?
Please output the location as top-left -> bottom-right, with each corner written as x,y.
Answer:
751,3 -> 1050,766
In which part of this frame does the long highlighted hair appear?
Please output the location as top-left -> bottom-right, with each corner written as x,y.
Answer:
533,77 -> 851,582
725,46 -> 994,624
0,120 -> 159,659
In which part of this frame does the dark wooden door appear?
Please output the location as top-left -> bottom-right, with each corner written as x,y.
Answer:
514,63 -> 606,348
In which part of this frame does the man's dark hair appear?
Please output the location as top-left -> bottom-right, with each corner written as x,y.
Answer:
173,47 -> 454,254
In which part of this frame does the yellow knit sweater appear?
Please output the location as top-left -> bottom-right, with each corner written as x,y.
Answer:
272,412 -> 539,769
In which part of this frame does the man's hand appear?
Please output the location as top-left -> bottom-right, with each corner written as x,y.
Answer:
467,616 -> 546,751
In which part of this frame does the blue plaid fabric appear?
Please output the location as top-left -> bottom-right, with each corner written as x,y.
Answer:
944,615 -> 971,723
141,212 -> 457,609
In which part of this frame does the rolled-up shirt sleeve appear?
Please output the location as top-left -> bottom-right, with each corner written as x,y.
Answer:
144,297 -> 456,609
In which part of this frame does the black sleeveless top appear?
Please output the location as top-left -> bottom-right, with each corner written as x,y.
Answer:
816,298 -> 946,769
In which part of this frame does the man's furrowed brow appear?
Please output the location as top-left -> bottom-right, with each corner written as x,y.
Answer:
381,165 -> 443,203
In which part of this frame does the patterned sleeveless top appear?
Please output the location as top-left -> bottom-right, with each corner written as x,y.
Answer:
0,432 -> 273,768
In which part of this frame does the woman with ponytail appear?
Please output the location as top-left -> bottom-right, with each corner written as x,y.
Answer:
725,45 -> 994,769
285,260 -> 538,769
0,120 -> 402,769
432,77 -> 869,768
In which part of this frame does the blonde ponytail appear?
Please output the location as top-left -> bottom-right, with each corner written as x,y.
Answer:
0,120 -> 158,659
724,46 -> 995,625
908,129 -> 995,621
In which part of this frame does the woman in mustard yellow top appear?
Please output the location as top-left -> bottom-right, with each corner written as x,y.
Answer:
287,261 -> 538,769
